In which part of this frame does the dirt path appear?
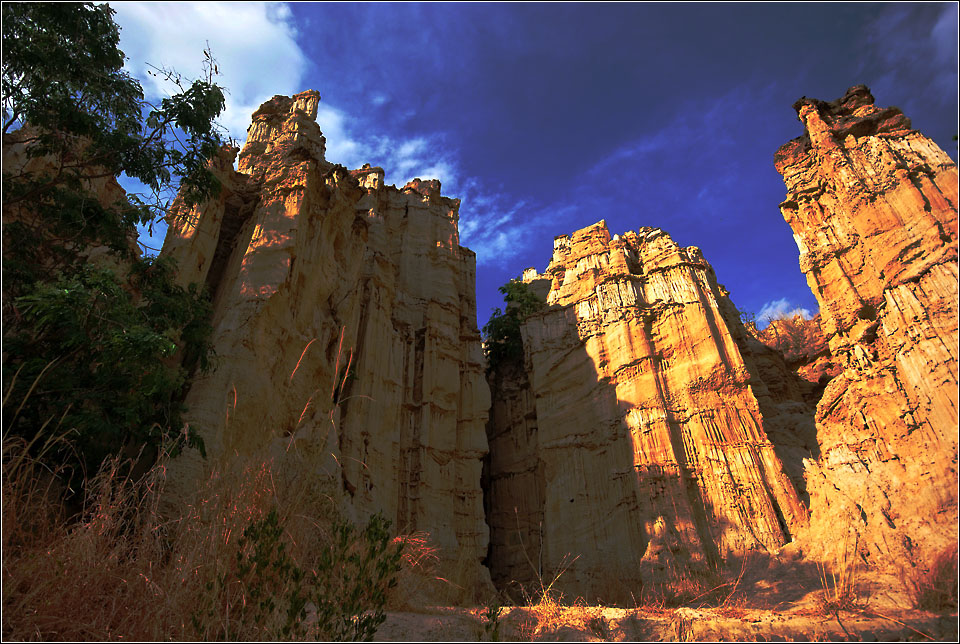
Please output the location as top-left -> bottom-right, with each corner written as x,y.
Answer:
378,605 -> 957,641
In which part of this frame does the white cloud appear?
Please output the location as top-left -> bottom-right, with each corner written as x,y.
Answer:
758,298 -> 813,326
111,1 -> 307,144
110,2 -> 525,262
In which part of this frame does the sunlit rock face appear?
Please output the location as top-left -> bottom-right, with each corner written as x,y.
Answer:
485,221 -> 813,603
775,85 -> 959,568
161,90 -> 492,600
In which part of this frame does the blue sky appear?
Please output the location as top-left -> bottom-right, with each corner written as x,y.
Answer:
112,2 -> 958,329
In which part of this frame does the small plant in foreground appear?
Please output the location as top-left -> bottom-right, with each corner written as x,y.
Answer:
816,530 -> 863,613
312,512 -> 404,641
587,613 -> 609,639
195,508 -> 405,641
477,594 -> 504,641
191,508 -> 308,639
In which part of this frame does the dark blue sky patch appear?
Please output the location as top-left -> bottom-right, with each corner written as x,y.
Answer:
124,2 -> 958,329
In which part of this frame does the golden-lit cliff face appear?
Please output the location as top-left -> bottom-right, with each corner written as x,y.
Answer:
486,221 -> 814,603
160,91 -> 493,600
158,84 -> 957,605
775,85 -> 958,567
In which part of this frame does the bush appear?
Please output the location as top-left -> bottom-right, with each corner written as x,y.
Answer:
482,280 -> 544,372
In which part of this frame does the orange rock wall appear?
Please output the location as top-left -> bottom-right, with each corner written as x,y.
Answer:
774,85 -> 958,566
161,91 -> 492,599
486,221 -> 812,602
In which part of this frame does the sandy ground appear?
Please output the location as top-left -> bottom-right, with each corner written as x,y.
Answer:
377,555 -> 959,642
377,604 -> 957,641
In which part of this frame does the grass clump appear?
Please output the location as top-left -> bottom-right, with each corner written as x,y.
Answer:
476,594 -> 504,641
904,546 -> 959,613
816,530 -> 864,614
385,530 -> 451,612
636,556 -> 749,611
1,441 -> 405,641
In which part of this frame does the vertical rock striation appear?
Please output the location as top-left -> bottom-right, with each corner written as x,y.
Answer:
774,85 -> 958,566
161,91 -> 492,599
486,221 -> 813,603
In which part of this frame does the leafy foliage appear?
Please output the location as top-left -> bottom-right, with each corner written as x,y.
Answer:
191,508 -> 308,639
482,280 -> 545,372
312,512 -> 404,641
478,594 -> 504,641
2,3 -> 225,211
2,2 -> 224,485
192,509 -> 404,641
5,259 -> 212,476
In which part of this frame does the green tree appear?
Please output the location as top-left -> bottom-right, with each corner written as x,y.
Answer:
482,280 -> 545,372
2,3 -> 224,484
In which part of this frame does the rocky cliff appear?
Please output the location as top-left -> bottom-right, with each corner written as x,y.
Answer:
485,221 -> 816,603
160,91 -> 492,599
775,86 -> 958,569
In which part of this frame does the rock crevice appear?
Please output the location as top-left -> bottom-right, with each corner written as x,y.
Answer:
485,221 -> 815,603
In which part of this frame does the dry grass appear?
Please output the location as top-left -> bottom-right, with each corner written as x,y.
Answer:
2,438 -> 306,640
635,555 -> 750,610
1,434 -> 423,641
502,552 -> 583,639
2,330 -> 432,640
816,530 -> 864,614
386,530 -> 454,612
904,546 -> 959,613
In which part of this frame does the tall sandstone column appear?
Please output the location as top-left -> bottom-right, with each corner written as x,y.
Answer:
775,85 -> 958,567
160,91 -> 492,599
486,221 -> 814,603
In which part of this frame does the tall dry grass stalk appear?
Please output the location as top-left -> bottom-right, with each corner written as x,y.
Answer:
816,529 -> 863,613
384,530 -> 453,611
3,438 -> 297,640
2,434 -> 420,640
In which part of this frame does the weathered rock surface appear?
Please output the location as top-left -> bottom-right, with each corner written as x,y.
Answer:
775,85 -> 959,568
486,221 -> 815,603
161,90 -> 492,599
754,314 -> 840,388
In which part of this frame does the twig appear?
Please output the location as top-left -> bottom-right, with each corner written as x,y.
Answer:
860,609 -> 935,641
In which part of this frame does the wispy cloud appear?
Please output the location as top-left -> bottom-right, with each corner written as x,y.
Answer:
111,2 -> 516,255
455,84 -> 784,269
860,3 -> 958,113
757,297 -> 813,325
112,2 -> 307,144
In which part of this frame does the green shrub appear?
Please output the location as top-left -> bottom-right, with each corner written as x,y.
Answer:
482,280 -> 544,373
478,594 -> 503,641
192,509 -> 404,641
2,2 -> 224,487
313,512 -> 404,641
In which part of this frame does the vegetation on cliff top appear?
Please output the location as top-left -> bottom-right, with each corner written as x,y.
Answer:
482,280 -> 545,373
2,2 -> 225,482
